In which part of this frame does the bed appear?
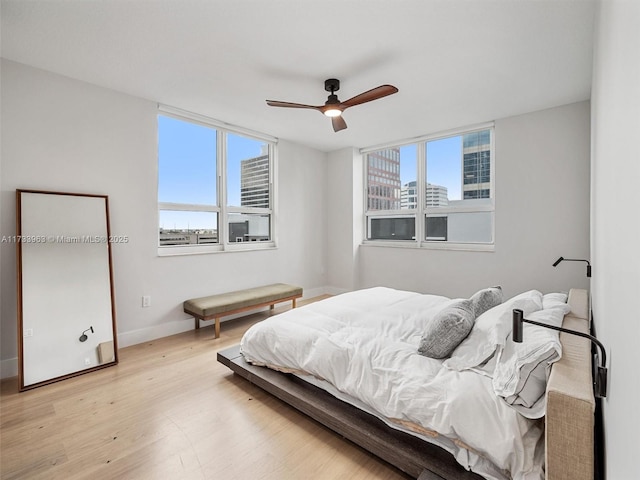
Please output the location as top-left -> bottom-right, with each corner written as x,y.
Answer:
217,287 -> 595,480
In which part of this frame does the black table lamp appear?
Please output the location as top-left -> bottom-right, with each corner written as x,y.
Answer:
512,309 -> 607,398
552,256 -> 592,277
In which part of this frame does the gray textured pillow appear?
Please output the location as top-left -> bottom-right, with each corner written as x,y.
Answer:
469,286 -> 503,318
418,299 -> 475,359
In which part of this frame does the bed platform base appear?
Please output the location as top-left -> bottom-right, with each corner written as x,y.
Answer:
217,345 -> 482,480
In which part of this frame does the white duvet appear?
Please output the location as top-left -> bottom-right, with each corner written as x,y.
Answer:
240,287 -> 544,480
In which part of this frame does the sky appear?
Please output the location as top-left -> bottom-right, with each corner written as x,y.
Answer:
397,136 -> 462,200
425,135 -> 463,201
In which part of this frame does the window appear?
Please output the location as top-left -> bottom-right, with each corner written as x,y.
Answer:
158,107 -> 276,253
364,125 -> 494,249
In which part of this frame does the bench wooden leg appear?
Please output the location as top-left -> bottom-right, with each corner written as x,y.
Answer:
195,317 -> 200,329
293,298 -> 297,308
215,317 -> 221,339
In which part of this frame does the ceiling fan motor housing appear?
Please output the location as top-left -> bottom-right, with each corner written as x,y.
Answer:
325,94 -> 340,106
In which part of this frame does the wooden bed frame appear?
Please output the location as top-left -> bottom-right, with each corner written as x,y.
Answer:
217,288 -> 595,480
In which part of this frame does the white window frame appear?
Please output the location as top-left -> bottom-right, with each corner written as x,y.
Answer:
157,105 -> 277,256
362,122 -> 495,252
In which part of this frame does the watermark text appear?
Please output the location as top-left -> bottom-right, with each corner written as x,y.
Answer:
2,235 -> 129,244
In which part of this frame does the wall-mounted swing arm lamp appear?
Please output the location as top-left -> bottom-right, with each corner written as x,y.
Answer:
512,309 -> 607,398
79,326 -> 94,343
552,256 -> 592,277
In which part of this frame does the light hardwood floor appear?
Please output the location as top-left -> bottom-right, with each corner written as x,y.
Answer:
1,298 -> 408,480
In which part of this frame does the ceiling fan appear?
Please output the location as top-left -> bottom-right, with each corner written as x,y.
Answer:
266,79 -> 398,132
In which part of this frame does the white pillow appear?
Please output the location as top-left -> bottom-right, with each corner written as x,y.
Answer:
443,290 -> 543,371
542,292 -> 568,310
492,303 -> 570,418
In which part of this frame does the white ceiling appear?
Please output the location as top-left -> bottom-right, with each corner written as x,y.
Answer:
1,0 -> 596,152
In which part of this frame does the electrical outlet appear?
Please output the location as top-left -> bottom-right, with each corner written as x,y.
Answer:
84,357 -> 91,366
142,295 -> 151,308
23,328 -> 33,338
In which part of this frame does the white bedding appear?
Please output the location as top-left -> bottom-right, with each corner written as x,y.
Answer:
240,287 -> 545,480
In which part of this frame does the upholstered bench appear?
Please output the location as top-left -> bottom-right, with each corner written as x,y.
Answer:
183,283 -> 303,338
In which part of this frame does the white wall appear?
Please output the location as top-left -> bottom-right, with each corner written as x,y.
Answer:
326,147 -> 363,293
591,1 -> 640,479
355,102 -> 591,299
0,60 -> 328,375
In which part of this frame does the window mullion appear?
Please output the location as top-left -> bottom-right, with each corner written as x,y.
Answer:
269,142 -> 275,243
416,142 -> 426,247
218,130 -> 226,248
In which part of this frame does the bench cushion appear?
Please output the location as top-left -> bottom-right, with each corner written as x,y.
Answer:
184,283 -> 303,318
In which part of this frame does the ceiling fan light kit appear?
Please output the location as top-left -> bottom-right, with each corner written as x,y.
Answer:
323,108 -> 342,118
322,79 -> 343,117
266,78 -> 398,132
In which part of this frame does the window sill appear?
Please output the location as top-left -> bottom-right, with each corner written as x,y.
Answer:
158,241 -> 276,257
361,240 -> 495,252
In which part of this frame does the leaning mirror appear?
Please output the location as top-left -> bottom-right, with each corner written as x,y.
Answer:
16,189 -> 118,391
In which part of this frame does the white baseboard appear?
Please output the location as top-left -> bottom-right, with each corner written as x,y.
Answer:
1,357 -> 18,379
117,285 -> 340,349
301,286 -> 332,298
1,285 -> 346,379
322,286 -> 350,296
117,319 -> 196,349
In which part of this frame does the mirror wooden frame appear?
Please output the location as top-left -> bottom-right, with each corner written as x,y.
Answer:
16,189 -> 119,391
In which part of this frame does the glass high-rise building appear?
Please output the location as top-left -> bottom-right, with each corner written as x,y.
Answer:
462,130 -> 491,199
240,154 -> 270,208
400,181 -> 448,209
367,148 -> 401,210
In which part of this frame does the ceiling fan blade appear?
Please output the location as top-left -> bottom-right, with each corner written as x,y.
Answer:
332,116 -> 347,132
341,85 -> 398,109
266,100 -> 321,110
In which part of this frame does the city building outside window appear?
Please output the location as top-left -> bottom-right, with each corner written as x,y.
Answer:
363,124 -> 494,249
157,107 -> 276,254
